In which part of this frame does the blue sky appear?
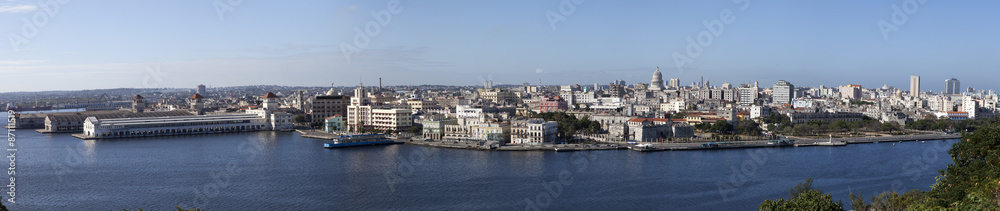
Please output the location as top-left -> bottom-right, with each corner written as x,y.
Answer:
1,0 -> 998,92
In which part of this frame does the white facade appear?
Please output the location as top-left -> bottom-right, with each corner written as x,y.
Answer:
371,108 -> 413,131
750,105 -> 770,119
772,80 -> 794,105
511,119 -> 558,145
650,67 -> 664,91
83,114 -> 269,138
962,95 -> 978,119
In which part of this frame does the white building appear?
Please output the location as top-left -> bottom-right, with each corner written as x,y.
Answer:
750,105 -> 771,119
347,84 -> 412,132
650,67 -> 665,91
371,108 -> 413,131
510,118 -> 558,145
772,80 -> 794,105
738,84 -> 758,106
962,95 -> 978,119
83,92 -> 294,139
83,114 -> 269,139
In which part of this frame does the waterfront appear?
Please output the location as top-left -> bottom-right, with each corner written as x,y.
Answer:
3,118 -> 956,210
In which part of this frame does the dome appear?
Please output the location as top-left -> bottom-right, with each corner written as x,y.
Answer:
326,88 -> 337,96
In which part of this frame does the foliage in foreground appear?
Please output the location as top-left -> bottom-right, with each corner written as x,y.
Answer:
758,178 -> 845,211
761,125 -> 1000,210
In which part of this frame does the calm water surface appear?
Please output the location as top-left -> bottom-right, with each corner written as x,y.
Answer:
4,112 -> 956,210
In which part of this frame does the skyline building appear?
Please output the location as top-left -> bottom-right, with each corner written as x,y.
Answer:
737,84 -> 757,106
910,75 -> 920,97
669,78 -> 680,88
945,78 -> 961,95
650,67 -> 664,91
772,80 -> 794,105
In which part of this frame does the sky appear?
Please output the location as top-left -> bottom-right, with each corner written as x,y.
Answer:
0,0 -> 998,93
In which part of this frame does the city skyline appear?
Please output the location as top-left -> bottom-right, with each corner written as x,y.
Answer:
1,1 -> 999,92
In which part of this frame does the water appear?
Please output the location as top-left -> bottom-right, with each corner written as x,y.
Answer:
3,112 -> 956,210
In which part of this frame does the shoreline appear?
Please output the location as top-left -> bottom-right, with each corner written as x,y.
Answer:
300,130 -> 961,152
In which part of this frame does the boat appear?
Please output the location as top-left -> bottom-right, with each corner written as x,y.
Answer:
323,134 -> 398,148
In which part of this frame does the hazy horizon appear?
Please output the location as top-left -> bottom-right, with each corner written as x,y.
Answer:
2,0 -> 998,93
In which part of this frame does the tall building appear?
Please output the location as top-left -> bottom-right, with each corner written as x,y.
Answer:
669,78 -> 680,88
772,80 -> 794,105
962,95 -> 977,119
840,85 -> 863,100
738,84 -> 758,106
945,78 -> 961,95
188,93 -> 205,110
131,95 -> 146,113
910,75 -> 920,97
346,83 -> 411,132
649,67 -> 664,91
310,93 -> 350,123
197,84 -> 206,95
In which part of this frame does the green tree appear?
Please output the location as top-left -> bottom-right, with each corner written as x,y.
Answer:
710,120 -> 733,134
294,115 -> 307,123
759,178 -> 845,211
850,189 -> 926,211
736,119 -> 762,136
880,122 -> 898,132
924,126 -> 1000,209
406,125 -> 422,134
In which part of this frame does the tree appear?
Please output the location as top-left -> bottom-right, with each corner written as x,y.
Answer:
0,195 -> 7,211
759,178 -> 845,211
880,122 -> 898,132
294,115 -> 307,123
736,120 -> 762,136
793,124 -> 816,136
711,120 -> 733,134
850,189 -> 925,211
924,125 -> 1000,208
538,112 -> 605,141
406,125 -> 422,134
694,123 -> 712,131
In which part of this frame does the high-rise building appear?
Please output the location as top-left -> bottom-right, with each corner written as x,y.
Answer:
962,95 -> 977,119
910,75 -> 920,97
669,78 -> 680,88
650,67 -> 664,91
772,80 -> 794,105
738,84 -> 758,106
196,84 -> 206,95
945,78 -> 960,95
840,85 -> 863,100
